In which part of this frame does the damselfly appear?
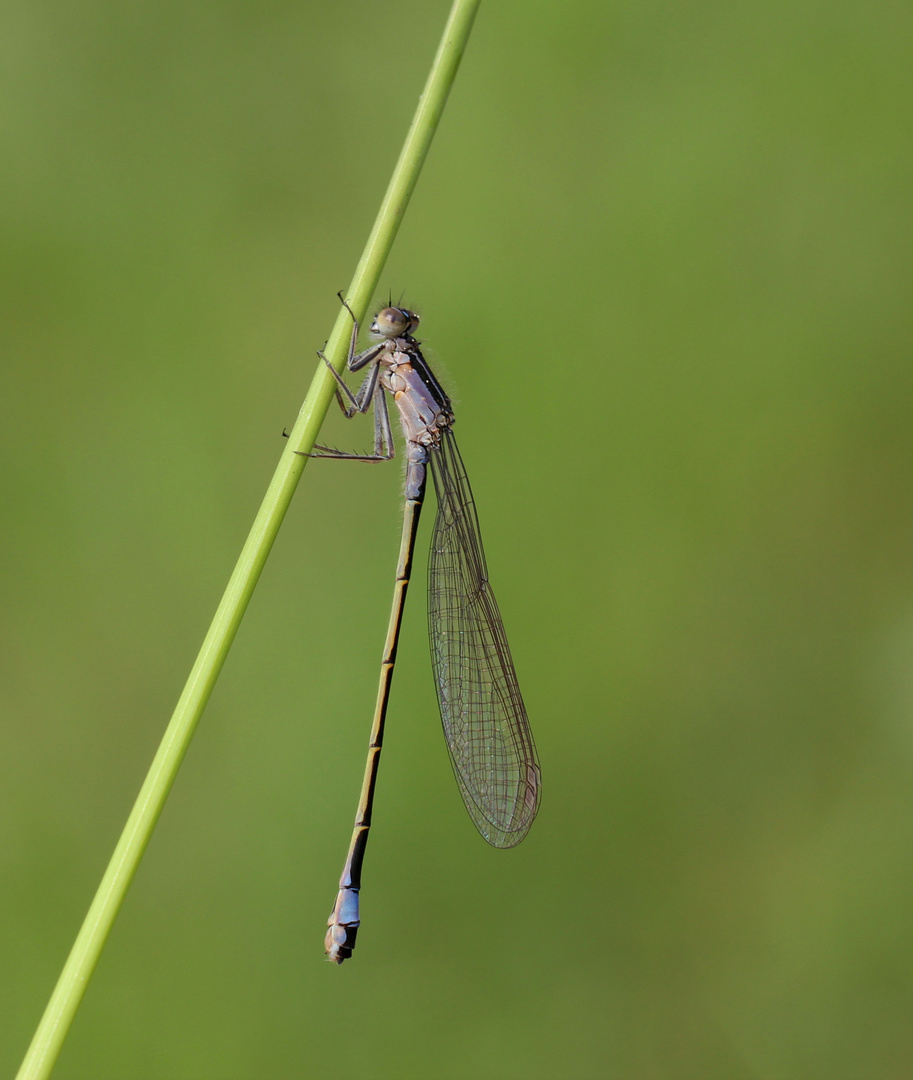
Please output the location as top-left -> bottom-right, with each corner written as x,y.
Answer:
302,299 -> 540,963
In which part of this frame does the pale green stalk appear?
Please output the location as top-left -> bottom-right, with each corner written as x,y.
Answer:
17,3 -> 481,1077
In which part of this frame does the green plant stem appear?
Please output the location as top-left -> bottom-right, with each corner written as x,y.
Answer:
16,3 -> 480,1077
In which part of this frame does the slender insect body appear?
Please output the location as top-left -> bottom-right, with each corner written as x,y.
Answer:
303,302 -> 540,963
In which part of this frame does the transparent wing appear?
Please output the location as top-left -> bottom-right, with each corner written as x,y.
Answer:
427,427 -> 541,848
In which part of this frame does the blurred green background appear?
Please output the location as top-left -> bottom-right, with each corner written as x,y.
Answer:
3,1 -> 913,1077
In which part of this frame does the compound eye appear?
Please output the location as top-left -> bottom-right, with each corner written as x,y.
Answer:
372,307 -> 407,338
371,307 -> 419,338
